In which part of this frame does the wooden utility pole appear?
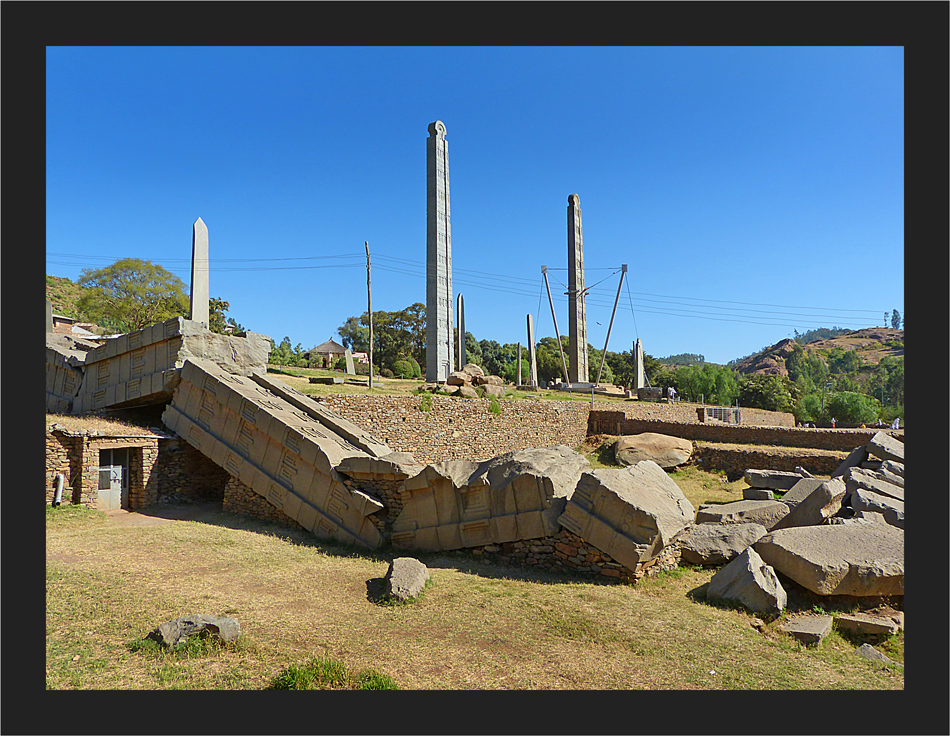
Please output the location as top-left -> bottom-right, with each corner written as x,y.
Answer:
595,265 -> 627,385
542,266 -> 571,391
366,241 -> 373,390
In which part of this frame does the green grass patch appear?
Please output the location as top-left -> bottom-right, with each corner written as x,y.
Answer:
269,655 -> 398,690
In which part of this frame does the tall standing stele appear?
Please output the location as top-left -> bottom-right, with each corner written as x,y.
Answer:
426,121 -> 454,382
567,194 -> 589,384
190,217 -> 210,328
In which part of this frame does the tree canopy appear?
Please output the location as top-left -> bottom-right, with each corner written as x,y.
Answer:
77,258 -> 190,332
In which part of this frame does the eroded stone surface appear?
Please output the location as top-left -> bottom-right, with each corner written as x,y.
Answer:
850,488 -> 904,529
162,358 -> 386,548
391,446 -> 591,551
755,521 -> 904,596
557,461 -> 695,570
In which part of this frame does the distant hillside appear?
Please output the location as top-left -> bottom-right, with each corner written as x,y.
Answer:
732,328 -> 904,378
46,275 -> 88,319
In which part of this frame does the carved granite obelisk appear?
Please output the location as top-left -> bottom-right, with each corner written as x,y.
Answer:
567,194 -> 588,384
457,293 -> 466,368
527,313 -> 538,388
426,121 -> 454,382
633,338 -> 646,389
190,217 -> 210,328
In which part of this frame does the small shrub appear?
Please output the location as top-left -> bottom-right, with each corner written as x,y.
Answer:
488,395 -> 502,415
392,360 -> 413,379
419,393 -> 433,413
380,368 -> 394,378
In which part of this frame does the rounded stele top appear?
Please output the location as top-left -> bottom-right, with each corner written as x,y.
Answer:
428,120 -> 447,138
568,193 -> 580,206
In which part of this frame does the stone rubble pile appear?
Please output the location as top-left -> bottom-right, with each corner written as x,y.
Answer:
419,362 -> 507,398
684,431 -> 903,645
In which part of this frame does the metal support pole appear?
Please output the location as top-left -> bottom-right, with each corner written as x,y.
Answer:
365,241 -> 373,390
542,266 -> 571,393
595,265 -> 627,385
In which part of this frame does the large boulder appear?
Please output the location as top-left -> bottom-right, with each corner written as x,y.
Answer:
446,371 -> 472,386
558,461 -> 695,571
771,478 -> 847,530
695,499 -> 791,530
678,522 -> 768,566
613,433 -> 692,470
754,520 -> 904,596
706,547 -> 787,614
460,363 -> 485,379
866,431 -> 904,463
385,557 -> 430,601
479,383 -> 505,398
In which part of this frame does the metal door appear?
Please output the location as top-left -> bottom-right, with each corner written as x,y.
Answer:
96,447 -> 128,511
97,464 -> 123,511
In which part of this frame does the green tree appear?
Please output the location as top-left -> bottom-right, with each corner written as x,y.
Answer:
826,347 -> 863,375
208,297 -> 246,335
738,374 -> 796,413
77,258 -> 189,332
825,391 -> 880,425
337,303 -> 426,375
269,336 -> 295,366
890,309 -> 902,329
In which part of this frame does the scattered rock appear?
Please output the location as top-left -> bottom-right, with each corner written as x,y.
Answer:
866,431 -> 904,463
793,466 -> 814,478
613,433 -> 693,470
706,547 -> 787,614
835,612 -> 900,637
780,614 -> 833,646
743,469 -> 804,491
446,371 -> 472,386
479,383 -> 505,398
457,384 -> 479,399
385,557 -> 430,601
771,478 -> 847,530
831,445 -> 870,478
843,467 -> 904,503
854,643 -> 902,668
147,615 -> 240,649
754,520 -> 904,597
849,488 -> 904,529
678,522 -> 768,566
695,499 -> 791,530
742,487 -> 775,501
778,478 -> 825,510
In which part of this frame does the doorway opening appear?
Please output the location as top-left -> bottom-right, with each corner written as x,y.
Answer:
97,447 -> 129,511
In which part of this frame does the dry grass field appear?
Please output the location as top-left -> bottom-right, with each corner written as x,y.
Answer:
46,482 -> 904,694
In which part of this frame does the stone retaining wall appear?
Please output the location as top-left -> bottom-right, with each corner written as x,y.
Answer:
317,394 -> 592,464
691,443 -> 847,478
589,410 -> 903,452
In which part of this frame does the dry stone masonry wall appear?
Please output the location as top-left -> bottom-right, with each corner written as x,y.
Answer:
317,394 -> 591,464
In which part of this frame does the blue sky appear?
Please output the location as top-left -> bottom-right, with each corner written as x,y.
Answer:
46,46 -> 904,365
